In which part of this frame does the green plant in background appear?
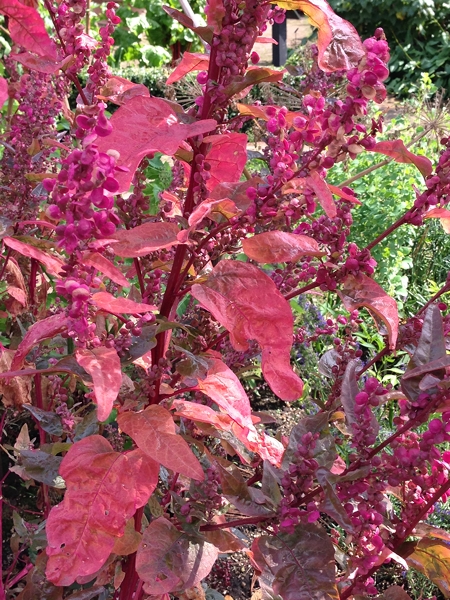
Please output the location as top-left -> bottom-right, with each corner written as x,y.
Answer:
111,0 -> 206,66
328,0 -> 450,97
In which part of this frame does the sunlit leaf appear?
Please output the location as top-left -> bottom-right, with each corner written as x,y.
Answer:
242,231 -> 324,263
371,140 -> 433,178
166,52 -> 210,85
191,260 -> 303,400
46,437 -> 158,586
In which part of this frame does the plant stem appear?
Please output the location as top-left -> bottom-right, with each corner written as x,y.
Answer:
284,280 -> 321,301
200,514 -> 274,531
364,214 -> 407,252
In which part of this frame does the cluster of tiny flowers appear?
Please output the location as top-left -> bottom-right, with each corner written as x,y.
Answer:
0,67 -> 64,220
278,431 -> 321,533
181,464 -> 223,521
53,0 -> 90,77
351,378 -> 386,452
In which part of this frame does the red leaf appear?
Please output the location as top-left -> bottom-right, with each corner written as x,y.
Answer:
172,399 -> 234,431
191,260 -> 303,400
274,0 -> 365,72
82,251 -> 129,287
339,273 -> 399,349
117,405 -> 204,480
204,133 -> 248,192
188,198 -> 240,229
194,356 -> 253,429
0,76 -> 8,106
136,517 -> 218,595
242,231 -> 325,263
308,170 -> 336,218
223,67 -> 285,97
95,96 -> 217,193
162,6 -> 214,43
46,436 -> 158,586
97,75 -> 150,105
327,183 -> 361,204
111,222 -> 181,258
92,291 -> 158,315
166,52 -> 210,85
4,237 -> 64,276
371,140 -> 433,177
209,178 -> 259,212
11,313 -> 67,371
0,0 -> 58,58
75,347 -> 122,421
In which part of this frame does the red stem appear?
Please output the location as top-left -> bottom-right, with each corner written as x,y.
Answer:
284,280 -> 321,301
117,507 -> 144,600
364,214 -> 407,252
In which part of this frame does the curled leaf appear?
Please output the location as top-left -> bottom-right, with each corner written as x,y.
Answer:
371,140 -> 433,177
83,251 -> 129,287
191,261 -> 303,401
4,236 -> 64,276
11,313 -> 67,371
339,273 -> 399,349
273,0 -> 365,72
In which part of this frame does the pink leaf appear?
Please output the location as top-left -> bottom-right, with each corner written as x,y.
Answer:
11,313 -> 67,371
10,52 -> 67,74
209,178 -> 260,212
75,347 -> 122,421
117,405 -> 204,480
371,140 -> 433,177
339,273 -> 399,349
136,517 -> 218,595
82,251 -> 129,287
95,96 -> 217,193
172,399 -> 234,431
274,0 -> 365,72
0,76 -> 8,106
92,291 -> 158,315
191,260 -> 303,400
111,222 -> 181,258
166,52 -> 210,85
204,133 -> 248,192
308,170 -> 337,218
188,198 -> 240,228
0,0 -> 58,58
4,237 -> 64,276
194,356 -> 253,429
242,231 -> 325,263
97,75 -> 150,105
46,436 -> 158,586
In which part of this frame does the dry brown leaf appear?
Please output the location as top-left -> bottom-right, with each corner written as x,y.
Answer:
0,349 -> 32,407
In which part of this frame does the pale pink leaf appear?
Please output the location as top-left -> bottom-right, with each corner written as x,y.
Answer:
242,231 -> 325,263
97,75 -> 150,105
111,222 -> 181,258
76,347 -> 122,421
166,52 -> 210,85
95,96 -> 217,193
46,436 -> 158,586
11,313 -> 67,371
92,292 -> 157,315
424,207 -> 450,233
191,260 -> 303,400
117,405 -> 204,480
371,140 -> 433,177
4,237 -> 64,276
223,67 -> 285,97
327,184 -> 361,204
172,400 -> 234,431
